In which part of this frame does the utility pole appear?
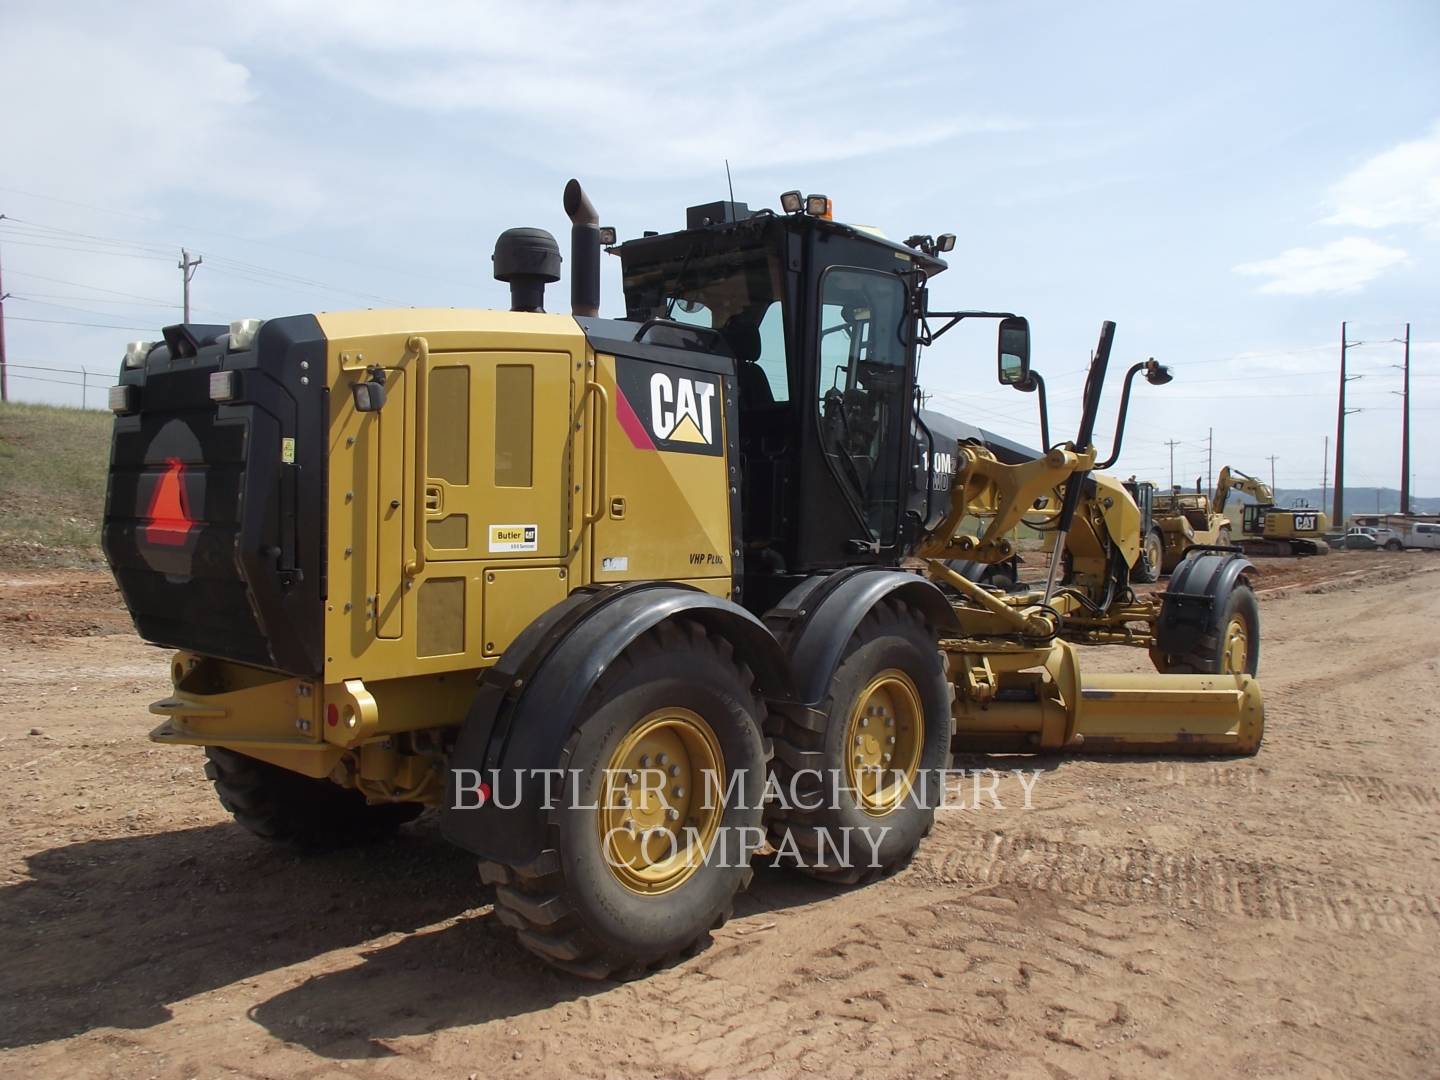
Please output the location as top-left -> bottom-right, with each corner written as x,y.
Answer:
1266,454 -> 1278,493
1400,322 -> 1411,516
1322,435 -> 1329,514
1165,439 -> 1180,490
0,228 -> 9,403
1206,427 -> 1213,499
178,248 -> 202,322
1333,322 -> 1363,528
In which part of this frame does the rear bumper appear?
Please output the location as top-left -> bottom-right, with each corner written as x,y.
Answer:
146,653 -> 379,779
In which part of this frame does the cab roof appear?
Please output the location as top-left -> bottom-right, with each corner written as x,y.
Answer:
614,201 -> 949,277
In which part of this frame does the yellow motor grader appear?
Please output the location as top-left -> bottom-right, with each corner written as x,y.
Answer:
103,182 -> 1262,979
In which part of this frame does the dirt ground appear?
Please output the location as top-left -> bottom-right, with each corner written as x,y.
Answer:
1,550 -> 1437,1079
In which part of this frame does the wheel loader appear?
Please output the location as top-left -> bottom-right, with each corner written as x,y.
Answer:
103,181 -> 1263,979
1151,479 -> 1233,572
1214,465 -> 1330,557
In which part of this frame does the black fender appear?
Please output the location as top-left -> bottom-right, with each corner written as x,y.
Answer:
440,581 -> 791,864
764,567 -> 960,708
1155,549 -> 1256,657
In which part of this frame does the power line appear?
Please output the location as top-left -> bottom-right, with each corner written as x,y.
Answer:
7,315 -> 157,331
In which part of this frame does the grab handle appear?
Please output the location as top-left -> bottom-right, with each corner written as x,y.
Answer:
403,335 -> 429,578
584,379 -> 609,525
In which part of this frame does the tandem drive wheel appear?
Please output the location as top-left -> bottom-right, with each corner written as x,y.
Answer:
481,620 -> 767,980
766,599 -> 952,885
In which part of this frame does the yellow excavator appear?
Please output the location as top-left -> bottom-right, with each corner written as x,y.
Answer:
1215,466 -> 1330,557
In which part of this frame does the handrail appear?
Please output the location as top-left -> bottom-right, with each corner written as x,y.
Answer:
403,335 -> 429,578
583,379 -> 610,524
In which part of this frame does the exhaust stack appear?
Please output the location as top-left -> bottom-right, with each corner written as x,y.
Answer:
563,178 -> 600,318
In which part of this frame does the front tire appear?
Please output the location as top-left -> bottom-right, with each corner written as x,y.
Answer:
483,620 -> 767,979
1384,539 -> 1403,551
766,600 -> 952,885
1151,581 -> 1260,677
204,747 -> 422,849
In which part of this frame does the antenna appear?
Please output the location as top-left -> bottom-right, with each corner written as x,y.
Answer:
725,159 -> 736,205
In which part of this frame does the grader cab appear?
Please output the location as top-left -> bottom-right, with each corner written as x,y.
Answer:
103,180 -> 1263,979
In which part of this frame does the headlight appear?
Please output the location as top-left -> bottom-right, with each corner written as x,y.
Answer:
123,341 -> 155,369
805,194 -> 831,218
228,319 -> 263,350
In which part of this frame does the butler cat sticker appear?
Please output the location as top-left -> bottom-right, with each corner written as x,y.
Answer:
489,524 -> 538,552
613,357 -> 724,457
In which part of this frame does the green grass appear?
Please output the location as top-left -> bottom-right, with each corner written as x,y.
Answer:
0,402 -> 112,567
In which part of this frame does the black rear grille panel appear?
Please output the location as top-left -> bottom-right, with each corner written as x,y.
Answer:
103,316 -> 328,676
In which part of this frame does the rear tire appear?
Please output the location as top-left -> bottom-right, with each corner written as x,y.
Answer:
766,600 -> 952,885
1384,539 -> 1403,551
482,620 -> 768,980
204,747 -> 422,849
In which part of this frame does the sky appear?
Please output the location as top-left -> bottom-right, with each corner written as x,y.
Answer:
1,0 -> 1437,497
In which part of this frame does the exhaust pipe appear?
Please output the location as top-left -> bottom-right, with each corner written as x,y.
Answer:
563,178 -> 600,318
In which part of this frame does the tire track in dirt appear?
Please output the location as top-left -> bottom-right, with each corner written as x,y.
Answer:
906,830 -> 1440,934
1319,772 -> 1440,809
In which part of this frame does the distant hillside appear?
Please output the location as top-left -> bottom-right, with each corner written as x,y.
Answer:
0,403 -> 111,567
1273,487 -> 1440,516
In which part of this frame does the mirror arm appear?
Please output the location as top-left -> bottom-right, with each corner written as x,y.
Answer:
1094,361 -> 1146,470
1033,372 -> 1051,451
922,309 -> 1017,343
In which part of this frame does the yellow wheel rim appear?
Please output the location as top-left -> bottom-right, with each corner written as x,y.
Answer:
1221,614 -> 1249,674
843,670 -> 924,817
597,709 -> 725,895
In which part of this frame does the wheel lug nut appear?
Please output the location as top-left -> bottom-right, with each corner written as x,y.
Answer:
883,753 -> 892,764
887,735 -> 896,745
657,753 -> 668,766
854,735 -> 863,746
859,717 -> 869,728
674,786 -> 685,798
639,754 -> 650,767
886,717 -> 895,727
668,764 -> 680,777
666,808 -> 679,821
628,771 -> 639,783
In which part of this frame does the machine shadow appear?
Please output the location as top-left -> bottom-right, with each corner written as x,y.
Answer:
244,860 -> 823,1058
0,816 -> 478,1049
0,819 -> 825,1054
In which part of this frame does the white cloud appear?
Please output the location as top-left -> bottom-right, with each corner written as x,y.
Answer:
1233,237 -> 1408,295
1324,121 -> 1440,231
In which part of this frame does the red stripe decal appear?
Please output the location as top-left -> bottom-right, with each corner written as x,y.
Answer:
614,385 -> 655,450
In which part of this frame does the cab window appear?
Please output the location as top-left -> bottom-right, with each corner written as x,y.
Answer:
815,266 -> 909,542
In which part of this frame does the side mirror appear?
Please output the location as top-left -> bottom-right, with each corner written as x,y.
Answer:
352,379 -> 387,412
997,316 -> 1031,386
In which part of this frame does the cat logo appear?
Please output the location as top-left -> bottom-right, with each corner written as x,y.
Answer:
650,372 -> 716,446
614,357 -> 724,458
